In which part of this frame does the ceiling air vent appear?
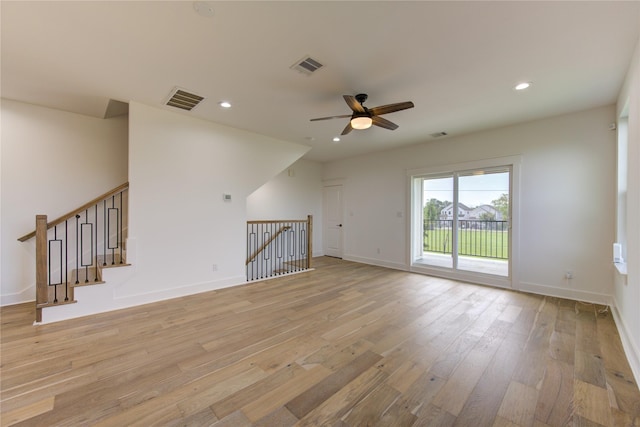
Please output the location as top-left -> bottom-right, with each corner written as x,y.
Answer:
430,132 -> 448,138
291,56 -> 323,75
165,88 -> 204,111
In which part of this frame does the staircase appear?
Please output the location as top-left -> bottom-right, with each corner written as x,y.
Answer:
18,183 -> 130,322
246,216 -> 312,281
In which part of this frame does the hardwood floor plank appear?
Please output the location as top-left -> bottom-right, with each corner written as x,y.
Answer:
1,396 -> 54,426
413,403 -> 457,427
342,383 -> 400,426
294,366 -> 388,426
454,331 -> 528,427
573,379 -> 612,426
431,319 -> 512,416
211,362 -> 306,420
512,297 -> 557,388
241,364 -> 331,422
497,381 -> 538,426
534,358 -> 574,426
211,410 -> 253,427
596,308 -> 640,423
575,350 -> 606,388
2,257 -> 638,426
372,401 -> 418,427
254,406 -> 298,427
285,350 -> 382,419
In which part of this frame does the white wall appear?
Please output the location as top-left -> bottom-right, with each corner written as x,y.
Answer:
1,99 -> 128,305
323,105 -> 616,303
121,102 -> 309,302
247,158 -> 323,256
614,36 -> 640,381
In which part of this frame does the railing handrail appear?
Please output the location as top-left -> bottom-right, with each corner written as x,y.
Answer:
18,182 -> 129,242
246,215 -> 313,280
247,219 -> 308,224
246,225 -> 291,265
425,219 -> 508,223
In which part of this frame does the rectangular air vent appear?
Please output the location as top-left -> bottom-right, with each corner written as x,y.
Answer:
165,88 -> 204,111
430,132 -> 448,138
291,56 -> 323,75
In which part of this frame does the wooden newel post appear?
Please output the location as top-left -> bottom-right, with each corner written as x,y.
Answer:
35,215 -> 48,323
307,215 -> 313,269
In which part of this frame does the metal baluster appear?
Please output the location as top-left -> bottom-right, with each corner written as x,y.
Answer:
119,191 -> 123,264
103,200 -> 107,266
247,223 -> 251,281
84,210 -> 89,282
94,204 -> 99,281
292,223 -> 297,271
251,223 -> 255,280
50,226 -> 58,303
271,222 -> 275,277
246,222 -> 249,280
288,223 -> 292,273
111,195 -> 115,264
290,222 -> 295,272
75,215 -> 80,284
298,222 -> 302,271
301,222 -> 307,271
64,220 -> 69,301
298,222 -> 301,271
494,221 -> 497,258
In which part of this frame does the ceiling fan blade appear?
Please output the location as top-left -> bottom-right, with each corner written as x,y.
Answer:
341,122 -> 354,135
343,95 -> 365,113
368,101 -> 414,116
372,116 -> 399,131
310,114 -> 352,122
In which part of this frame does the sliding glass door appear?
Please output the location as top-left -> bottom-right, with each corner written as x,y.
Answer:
410,160 -> 516,287
456,169 -> 510,276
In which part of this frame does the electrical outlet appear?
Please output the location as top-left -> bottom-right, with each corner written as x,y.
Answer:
565,271 -> 573,280
376,248 -> 381,254
212,264 -> 218,272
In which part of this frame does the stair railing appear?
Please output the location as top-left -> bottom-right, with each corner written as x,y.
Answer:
246,215 -> 312,281
18,182 -> 129,322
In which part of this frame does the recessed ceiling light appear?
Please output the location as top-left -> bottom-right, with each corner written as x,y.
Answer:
332,137 -> 340,142
514,82 -> 531,91
219,101 -> 231,108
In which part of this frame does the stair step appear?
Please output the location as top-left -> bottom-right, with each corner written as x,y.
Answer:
97,254 -> 129,268
70,267 -> 105,287
37,283 -> 77,307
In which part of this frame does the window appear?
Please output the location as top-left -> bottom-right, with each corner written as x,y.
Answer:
408,156 -> 520,288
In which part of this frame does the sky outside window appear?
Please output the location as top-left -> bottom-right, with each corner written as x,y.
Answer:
424,172 -> 508,207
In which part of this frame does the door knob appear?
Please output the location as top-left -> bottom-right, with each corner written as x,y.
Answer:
338,224 -> 343,227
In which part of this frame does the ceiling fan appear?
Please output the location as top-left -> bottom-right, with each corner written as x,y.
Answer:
310,94 -> 414,135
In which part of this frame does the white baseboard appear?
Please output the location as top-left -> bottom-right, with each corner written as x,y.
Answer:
0,285 -> 35,306
610,298 -> 640,387
518,281 -> 611,305
342,254 -> 408,272
40,272 -> 247,324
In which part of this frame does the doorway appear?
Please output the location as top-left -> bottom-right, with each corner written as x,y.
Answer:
409,158 -> 519,288
323,184 -> 343,258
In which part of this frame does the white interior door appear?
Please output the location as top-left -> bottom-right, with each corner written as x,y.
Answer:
323,185 -> 343,258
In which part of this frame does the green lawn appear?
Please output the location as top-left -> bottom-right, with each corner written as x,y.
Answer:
423,228 -> 508,259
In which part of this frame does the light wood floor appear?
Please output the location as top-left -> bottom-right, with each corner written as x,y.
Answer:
2,257 -> 639,426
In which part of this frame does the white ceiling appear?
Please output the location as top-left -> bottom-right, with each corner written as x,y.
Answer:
2,1 -> 639,162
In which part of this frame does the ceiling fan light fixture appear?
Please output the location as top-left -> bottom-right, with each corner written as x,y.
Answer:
351,116 -> 373,130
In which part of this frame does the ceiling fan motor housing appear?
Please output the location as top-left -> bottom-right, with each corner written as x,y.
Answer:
355,93 -> 368,104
